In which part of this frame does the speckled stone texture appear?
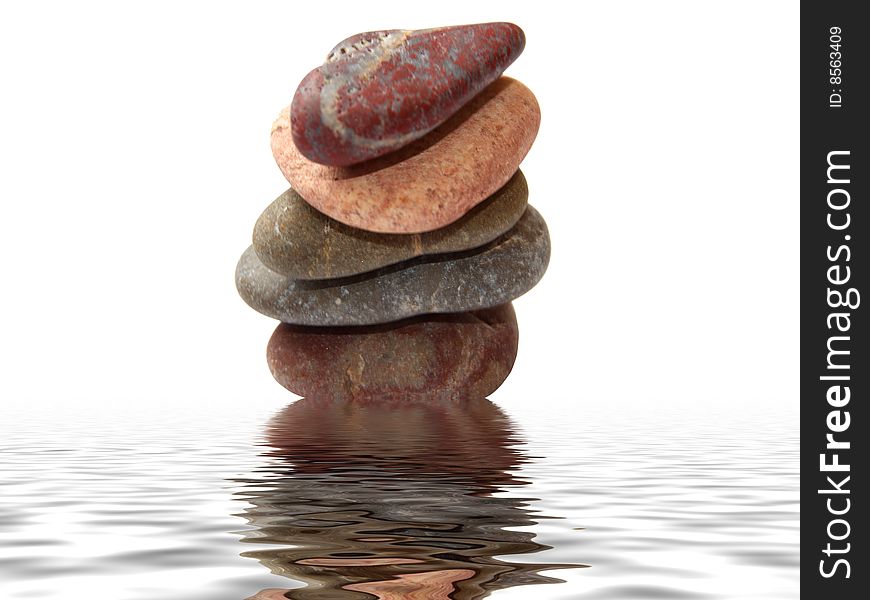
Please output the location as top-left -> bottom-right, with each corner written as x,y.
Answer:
235,205 -> 550,326
266,304 -> 518,402
253,170 -> 528,280
271,77 -> 540,233
289,23 -> 525,167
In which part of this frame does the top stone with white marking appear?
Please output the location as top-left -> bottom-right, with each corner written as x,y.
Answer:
288,22 -> 525,167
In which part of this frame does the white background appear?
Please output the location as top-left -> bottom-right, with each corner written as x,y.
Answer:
1,1 -> 798,415
0,3 -> 799,599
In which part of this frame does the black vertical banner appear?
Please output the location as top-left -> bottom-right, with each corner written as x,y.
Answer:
802,1 -> 868,597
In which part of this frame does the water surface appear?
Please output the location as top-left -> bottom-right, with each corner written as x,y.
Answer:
0,399 -> 798,599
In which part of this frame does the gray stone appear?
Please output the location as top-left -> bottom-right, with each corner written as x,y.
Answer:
253,170 -> 528,280
235,206 -> 550,326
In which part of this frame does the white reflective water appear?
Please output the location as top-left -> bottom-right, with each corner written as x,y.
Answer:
0,399 -> 798,599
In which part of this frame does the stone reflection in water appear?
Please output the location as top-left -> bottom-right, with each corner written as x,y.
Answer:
236,397 -> 580,599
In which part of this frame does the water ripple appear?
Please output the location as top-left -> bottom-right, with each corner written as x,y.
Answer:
0,401 -> 798,599
233,398 -> 580,598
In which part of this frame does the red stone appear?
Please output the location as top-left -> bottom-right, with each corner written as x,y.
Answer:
266,304 -> 519,402
273,77 -> 540,234
289,22 -> 525,167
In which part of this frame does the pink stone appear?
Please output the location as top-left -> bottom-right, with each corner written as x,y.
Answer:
290,23 -> 525,166
271,77 -> 540,234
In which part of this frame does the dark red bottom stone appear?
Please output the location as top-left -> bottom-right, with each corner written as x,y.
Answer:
266,304 -> 518,402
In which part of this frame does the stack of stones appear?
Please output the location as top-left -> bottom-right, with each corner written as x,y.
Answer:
235,22 -> 550,402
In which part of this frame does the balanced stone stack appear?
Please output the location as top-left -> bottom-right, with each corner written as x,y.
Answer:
235,22 -> 549,402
